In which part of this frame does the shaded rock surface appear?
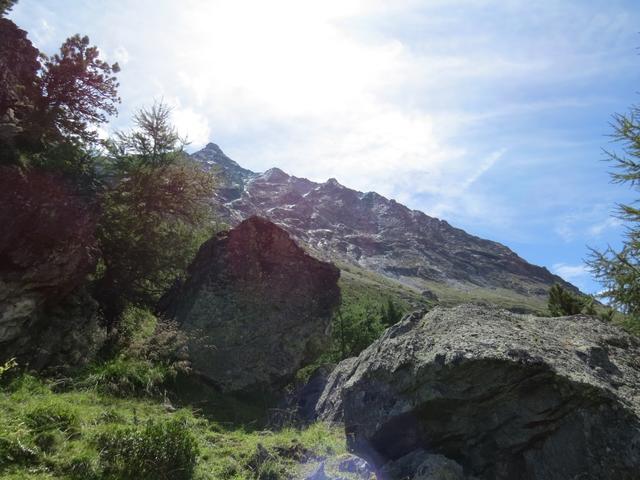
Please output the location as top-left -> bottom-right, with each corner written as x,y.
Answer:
276,364 -> 337,427
304,453 -> 375,480
0,167 -> 101,367
192,143 -> 576,305
315,357 -> 359,423
381,450 -> 475,480
160,216 -> 340,393
317,304 -> 640,480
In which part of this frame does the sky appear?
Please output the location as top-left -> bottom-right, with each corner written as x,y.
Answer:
9,0 -> 640,294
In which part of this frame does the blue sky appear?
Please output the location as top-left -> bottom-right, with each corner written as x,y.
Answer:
9,0 -> 640,293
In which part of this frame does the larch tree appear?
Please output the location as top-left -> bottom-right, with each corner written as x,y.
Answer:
587,103 -> 640,321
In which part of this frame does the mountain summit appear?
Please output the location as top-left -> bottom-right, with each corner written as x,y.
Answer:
191,144 -> 574,312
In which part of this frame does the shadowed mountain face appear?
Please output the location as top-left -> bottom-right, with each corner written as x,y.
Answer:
191,143 -> 574,306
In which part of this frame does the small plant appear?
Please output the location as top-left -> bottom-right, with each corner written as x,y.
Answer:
23,401 -> 80,434
0,358 -> 17,380
548,284 -> 584,316
80,357 -> 170,397
0,433 -> 39,470
63,453 -> 101,480
95,417 -> 199,480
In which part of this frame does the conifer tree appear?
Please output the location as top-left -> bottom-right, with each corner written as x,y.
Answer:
95,102 -> 215,329
548,284 -> 584,316
587,103 -> 640,321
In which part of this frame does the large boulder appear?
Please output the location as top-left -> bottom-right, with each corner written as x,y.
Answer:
0,167 -> 102,368
160,216 -> 340,393
318,304 -> 640,480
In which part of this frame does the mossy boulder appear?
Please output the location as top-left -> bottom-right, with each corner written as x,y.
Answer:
161,216 -> 340,393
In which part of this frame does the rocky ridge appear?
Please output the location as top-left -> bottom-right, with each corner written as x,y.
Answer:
192,143 -> 575,311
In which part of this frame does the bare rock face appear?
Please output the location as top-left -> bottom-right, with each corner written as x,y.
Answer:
0,167 -> 101,367
315,357 -> 359,423
160,216 -> 340,393
317,305 -> 640,480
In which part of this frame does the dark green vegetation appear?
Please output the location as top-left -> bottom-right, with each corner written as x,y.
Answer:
1,9 -> 215,335
323,269 -> 413,362
547,284 -> 616,321
94,103 -> 216,330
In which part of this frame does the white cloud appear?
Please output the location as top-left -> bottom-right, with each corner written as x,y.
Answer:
588,217 -> 622,237
31,18 -> 54,46
171,107 -> 211,150
552,263 -> 590,283
555,224 -> 575,243
113,46 -> 130,66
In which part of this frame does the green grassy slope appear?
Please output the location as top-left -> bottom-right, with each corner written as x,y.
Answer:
337,261 -> 549,315
0,373 -> 354,480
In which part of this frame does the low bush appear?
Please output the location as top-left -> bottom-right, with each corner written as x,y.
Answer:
95,417 -> 198,480
0,359 -> 17,380
0,432 -> 39,469
80,357 -> 170,397
23,401 -> 79,434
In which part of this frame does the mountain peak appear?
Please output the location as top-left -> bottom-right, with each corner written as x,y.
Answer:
261,167 -> 290,182
192,144 -> 577,311
325,178 -> 344,188
192,143 -> 255,177
203,142 -> 224,154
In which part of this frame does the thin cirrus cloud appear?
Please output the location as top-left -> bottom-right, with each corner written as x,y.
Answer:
551,263 -> 591,291
8,0 -> 640,293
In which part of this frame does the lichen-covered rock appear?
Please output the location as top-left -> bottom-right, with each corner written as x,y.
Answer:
304,454 -> 375,480
9,288 -> 105,371
381,450 -> 472,480
315,357 -> 359,423
160,216 -> 340,393
0,167 -> 101,367
319,304 -> 640,480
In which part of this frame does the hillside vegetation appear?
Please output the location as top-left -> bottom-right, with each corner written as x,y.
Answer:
0,367 -> 350,480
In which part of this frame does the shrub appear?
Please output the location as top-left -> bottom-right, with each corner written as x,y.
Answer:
81,357 -> 170,397
0,433 -> 39,470
548,284 -> 584,316
0,359 -> 17,380
63,453 -> 101,480
95,417 -> 198,480
6,375 -> 50,397
247,444 -> 291,480
24,401 -> 79,434
112,305 -> 158,353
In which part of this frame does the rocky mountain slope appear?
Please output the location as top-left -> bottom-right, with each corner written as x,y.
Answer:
192,143 -> 575,312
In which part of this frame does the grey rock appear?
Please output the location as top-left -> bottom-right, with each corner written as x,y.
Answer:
306,454 -> 374,480
306,462 -> 330,480
315,357 -> 359,423
319,304 -> 640,480
278,364 -> 336,426
160,216 -> 340,393
420,290 -> 439,302
381,450 -> 470,480
0,167 -> 102,368
337,453 -> 374,478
